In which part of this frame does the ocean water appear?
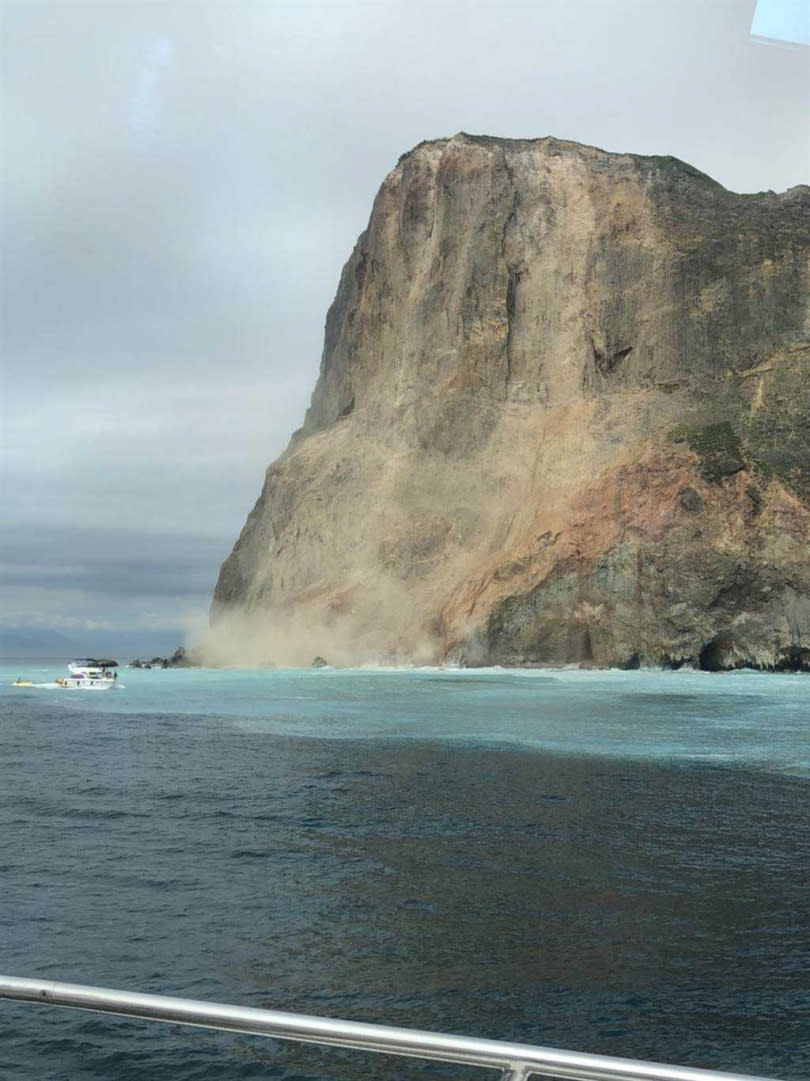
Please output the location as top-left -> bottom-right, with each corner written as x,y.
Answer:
1,663 -> 808,1080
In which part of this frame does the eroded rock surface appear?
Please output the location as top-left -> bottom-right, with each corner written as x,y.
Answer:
210,133 -> 810,669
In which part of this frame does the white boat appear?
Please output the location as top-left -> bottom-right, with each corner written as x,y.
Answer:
55,659 -> 120,691
10,660 -> 121,691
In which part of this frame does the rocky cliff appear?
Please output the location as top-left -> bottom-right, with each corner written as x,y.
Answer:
210,133 -> 810,669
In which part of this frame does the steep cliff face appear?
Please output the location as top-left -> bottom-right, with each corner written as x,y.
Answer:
211,133 -> 810,669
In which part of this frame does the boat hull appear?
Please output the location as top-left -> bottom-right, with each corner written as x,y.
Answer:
53,679 -> 117,691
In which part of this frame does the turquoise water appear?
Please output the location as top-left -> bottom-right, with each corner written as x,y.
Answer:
4,663 -> 809,775
1,665 -> 809,1079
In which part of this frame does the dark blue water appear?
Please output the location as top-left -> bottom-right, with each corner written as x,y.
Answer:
1,667 -> 809,1078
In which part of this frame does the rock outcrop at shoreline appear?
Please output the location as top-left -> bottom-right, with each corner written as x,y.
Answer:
128,647 -> 199,669
210,133 -> 810,669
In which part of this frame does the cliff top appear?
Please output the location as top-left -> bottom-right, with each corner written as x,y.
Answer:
396,131 -> 808,199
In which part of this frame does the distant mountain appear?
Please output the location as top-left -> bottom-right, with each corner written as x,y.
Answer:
0,627 -> 186,660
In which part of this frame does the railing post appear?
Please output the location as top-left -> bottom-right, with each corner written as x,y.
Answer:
501,1067 -> 531,1081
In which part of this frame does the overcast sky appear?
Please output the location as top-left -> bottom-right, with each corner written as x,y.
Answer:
1,0 -> 808,646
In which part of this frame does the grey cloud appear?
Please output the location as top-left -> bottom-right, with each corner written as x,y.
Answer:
0,523 -> 226,597
0,523 -> 225,637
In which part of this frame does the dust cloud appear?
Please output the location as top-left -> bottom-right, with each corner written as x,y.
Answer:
196,577 -> 443,668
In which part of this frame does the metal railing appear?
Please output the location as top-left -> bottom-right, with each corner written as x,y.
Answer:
0,975 -> 777,1081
